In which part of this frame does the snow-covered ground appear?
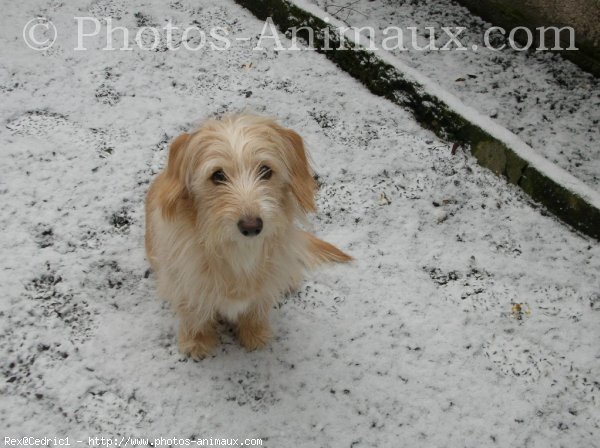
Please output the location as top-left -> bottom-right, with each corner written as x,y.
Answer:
1,0 -> 599,447
310,0 -> 600,190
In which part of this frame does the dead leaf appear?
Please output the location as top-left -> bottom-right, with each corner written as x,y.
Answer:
378,192 -> 391,206
451,142 -> 460,155
511,303 -> 531,320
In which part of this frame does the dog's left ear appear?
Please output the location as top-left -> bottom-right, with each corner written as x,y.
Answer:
159,133 -> 192,220
279,128 -> 316,213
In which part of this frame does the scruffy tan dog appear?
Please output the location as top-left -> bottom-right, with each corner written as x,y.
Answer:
145,114 -> 351,358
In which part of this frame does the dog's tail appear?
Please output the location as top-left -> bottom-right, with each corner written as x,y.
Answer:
303,231 -> 353,267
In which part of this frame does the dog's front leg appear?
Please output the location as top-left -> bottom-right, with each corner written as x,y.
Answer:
236,304 -> 271,351
177,315 -> 218,360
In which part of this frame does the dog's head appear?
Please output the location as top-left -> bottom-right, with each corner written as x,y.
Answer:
158,114 -> 316,245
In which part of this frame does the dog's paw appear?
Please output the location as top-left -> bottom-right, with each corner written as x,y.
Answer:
178,327 -> 218,360
237,321 -> 271,351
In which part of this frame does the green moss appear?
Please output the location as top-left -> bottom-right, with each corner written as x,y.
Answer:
505,149 -> 528,185
471,141 -> 507,176
520,167 -> 600,239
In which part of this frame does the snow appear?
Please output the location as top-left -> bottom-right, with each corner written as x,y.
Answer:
1,0 -> 599,447
308,0 -> 600,192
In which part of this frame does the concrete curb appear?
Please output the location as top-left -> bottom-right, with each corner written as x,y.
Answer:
234,0 -> 600,240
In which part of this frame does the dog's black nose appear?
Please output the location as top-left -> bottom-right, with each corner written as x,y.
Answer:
237,217 -> 263,237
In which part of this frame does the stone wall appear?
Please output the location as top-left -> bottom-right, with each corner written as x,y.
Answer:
455,0 -> 600,76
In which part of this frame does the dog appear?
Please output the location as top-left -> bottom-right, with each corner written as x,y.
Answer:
145,114 -> 351,358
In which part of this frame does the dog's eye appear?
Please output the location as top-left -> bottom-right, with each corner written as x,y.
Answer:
258,165 -> 272,180
211,169 -> 227,184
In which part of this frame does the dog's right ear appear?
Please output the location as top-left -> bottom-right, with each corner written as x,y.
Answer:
159,133 -> 191,220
